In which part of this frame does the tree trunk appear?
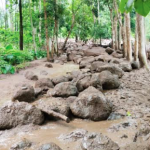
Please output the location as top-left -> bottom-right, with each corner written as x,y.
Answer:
118,22 -> 122,50
137,14 -> 149,70
19,0 -> 23,50
123,15 -> 127,57
29,0 -> 37,54
134,14 -> 138,62
114,16 -> 118,50
109,9 -> 115,49
62,14 -> 75,51
43,0 -> 50,61
125,13 -> 132,61
39,0 -> 42,44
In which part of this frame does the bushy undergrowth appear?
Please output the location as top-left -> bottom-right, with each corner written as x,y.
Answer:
0,45 -> 46,74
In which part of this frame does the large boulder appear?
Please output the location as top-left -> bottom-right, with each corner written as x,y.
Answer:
25,71 -> 38,81
76,74 -> 102,92
99,71 -> 120,90
35,78 -> 54,90
96,64 -> 124,78
0,101 -> 44,129
12,83 -> 35,102
52,76 -> 69,85
81,132 -> 120,150
70,86 -> 112,121
35,98 -> 70,116
51,82 -> 78,97
38,143 -> 62,150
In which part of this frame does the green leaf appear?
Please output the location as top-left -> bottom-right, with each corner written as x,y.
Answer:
134,0 -> 150,17
5,45 -> 13,50
127,111 -> 131,116
119,0 -> 128,13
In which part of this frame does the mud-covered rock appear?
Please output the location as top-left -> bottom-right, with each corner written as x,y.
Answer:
96,64 -> 124,78
131,61 -> 140,69
105,47 -> 115,55
40,70 -> 48,75
38,143 -> 62,150
70,86 -> 112,121
59,129 -> 88,142
83,47 -> 104,56
45,63 -> 53,68
52,82 -> 78,97
52,76 -> 69,85
25,71 -> 38,81
0,101 -> 44,129
79,56 -> 95,69
119,62 -> 132,72
76,75 -> 91,92
90,61 -> 105,72
80,132 -> 120,150
35,98 -> 70,116
10,138 -> 32,150
99,71 -> 120,90
12,83 -> 35,102
35,78 -> 54,90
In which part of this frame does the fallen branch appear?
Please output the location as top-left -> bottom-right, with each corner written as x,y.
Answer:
38,107 -> 70,123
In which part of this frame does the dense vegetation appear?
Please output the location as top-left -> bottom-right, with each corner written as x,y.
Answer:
0,0 -> 150,74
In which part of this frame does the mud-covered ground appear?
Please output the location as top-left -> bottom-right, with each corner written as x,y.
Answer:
0,45 -> 150,150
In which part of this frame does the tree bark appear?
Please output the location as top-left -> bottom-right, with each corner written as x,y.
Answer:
125,13 -> 132,61
29,0 -> 37,54
39,0 -> 42,44
43,0 -> 50,61
123,15 -> 127,57
114,16 -> 118,50
134,14 -> 138,62
19,0 -> 23,50
62,14 -> 75,51
137,14 -> 149,70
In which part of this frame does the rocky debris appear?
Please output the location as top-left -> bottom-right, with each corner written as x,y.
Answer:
90,61 -> 106,72
105,47 -> 115,55
134,127 -> 150,142
45,63 -> 53,68
25,71 -> 38,81
35,78 -> 54,91
76,75 -> 91,92
79,56 -> 95,69
121,142 -> 150,150
80,132 -> 120,150
56,54 -> 67,63
0,101 -> 44,129
99,71 -> 120,90
108,112 -> 125,120
40,70 -> 48,75
34,88 -> 43,98
35,98 -> 70,116
96,64 -> 124,78
70,86 -> 112,121
119,62 -> 132,72
131,61 -> 140,69
10,138 -> 33,150
66,96 -> 77,104
95,54 -> 112,62
59,129 -> 88,142
38,142 -> 62,150
83,47 -> 104,56
51,82 -> 78,97
52,76 -> 69,85
12,83 -> 35,102
112,51 -> 123,58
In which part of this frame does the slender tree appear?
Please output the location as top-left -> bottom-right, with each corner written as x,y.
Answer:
19,0 -> 23,50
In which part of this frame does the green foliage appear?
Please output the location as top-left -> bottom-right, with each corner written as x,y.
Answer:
119,0 -> 150,16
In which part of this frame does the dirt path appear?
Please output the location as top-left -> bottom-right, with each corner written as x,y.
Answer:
0,58 -> 150,149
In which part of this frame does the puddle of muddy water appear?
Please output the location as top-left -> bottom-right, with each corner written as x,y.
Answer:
0,118 -> 136,150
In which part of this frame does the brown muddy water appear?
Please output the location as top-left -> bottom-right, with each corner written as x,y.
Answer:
0,61 -> 136,150
0,118 -> 136,150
